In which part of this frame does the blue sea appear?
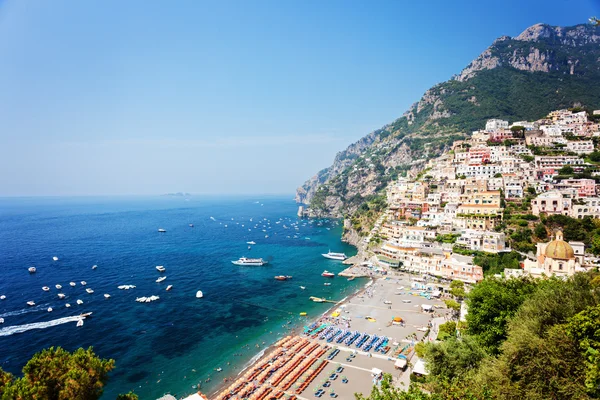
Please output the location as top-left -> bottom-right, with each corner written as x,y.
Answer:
0,196 -> 363,399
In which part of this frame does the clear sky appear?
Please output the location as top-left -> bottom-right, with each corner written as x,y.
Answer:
0,0 -> 598,196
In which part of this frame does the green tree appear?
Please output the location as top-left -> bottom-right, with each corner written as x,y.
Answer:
354,374 -> 432,400
116,392 -> 140,400
565,305 -> 600,396
0,347 -> 118,400
422,336 -> 487,381
558,165 -> 574,175
437,321 -> 457,341
449,280 -> 465,299
465,277 -> 539,354
534,223 -> 547,240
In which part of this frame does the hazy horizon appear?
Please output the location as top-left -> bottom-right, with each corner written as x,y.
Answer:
0,0 -> 598,196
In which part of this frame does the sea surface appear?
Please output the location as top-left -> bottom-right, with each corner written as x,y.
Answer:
0,195 -> 363,399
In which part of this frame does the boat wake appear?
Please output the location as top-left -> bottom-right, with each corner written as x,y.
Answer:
0,304 -> 50,318
0,316 -> 82,337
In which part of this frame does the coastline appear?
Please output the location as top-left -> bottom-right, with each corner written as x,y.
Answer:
205,275 -> 375,399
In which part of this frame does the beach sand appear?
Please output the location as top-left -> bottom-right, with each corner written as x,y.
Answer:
198,271 -> 450,400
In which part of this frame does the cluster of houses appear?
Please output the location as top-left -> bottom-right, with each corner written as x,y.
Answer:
373,109 -> 600,283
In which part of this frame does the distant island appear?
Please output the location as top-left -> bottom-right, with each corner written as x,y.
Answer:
162,192 -> 192,197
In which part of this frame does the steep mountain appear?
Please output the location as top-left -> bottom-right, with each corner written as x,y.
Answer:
296,23 -> 600,220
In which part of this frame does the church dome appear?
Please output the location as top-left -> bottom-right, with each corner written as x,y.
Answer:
545,231 -> 574,260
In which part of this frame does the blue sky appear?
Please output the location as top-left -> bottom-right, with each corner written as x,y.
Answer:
0,0 -> 598,196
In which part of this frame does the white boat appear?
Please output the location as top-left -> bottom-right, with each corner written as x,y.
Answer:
156,276 -> 167,283
156,266 -> 166,272
85,288 -> 94,294
322,251 -> 347,261
118,285 -> 136,290
42,286 -> 50,292
47,307 -> 53,312
52,256 -> 59,261
77,299 -> 83,305
158,228 -> 166,233
104,294 -> 111,298
300,286 -> 306,290
58,293 -> 66,299
77,319 -> 84,327
231,257 -> 268,266
27,301 -> 35,306
196,290 -> 203,298
0,318 -> 3,324
70,282 -> 76,287
189,223 -> 194,227
81,281 -> 87,286
92,265 -> 97,270
246,241 -> 256,245
0,295 -> 5,300
166,285 -> 173,291
55,284 -> 62,289
65,303 -> 71,308
321,270 -> 335,278
28,267 -> 36,273
324,283 -> 331,286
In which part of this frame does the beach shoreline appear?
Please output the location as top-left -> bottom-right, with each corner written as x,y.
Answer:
205,276 -> 375,399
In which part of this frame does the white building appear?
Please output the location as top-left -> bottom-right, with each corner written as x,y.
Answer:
566,140 -> 595,155
486,119 -> 509,132
531,191 -> 572,216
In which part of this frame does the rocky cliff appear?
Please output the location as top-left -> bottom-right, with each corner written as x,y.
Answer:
296,23 -> 600,221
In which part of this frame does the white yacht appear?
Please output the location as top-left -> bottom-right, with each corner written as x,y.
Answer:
158,228 -> 166,233
321,251 -> 347,261
0,318 -> 4,324
231,257 -> 268,266
92,265 -> 97,270
196,290 -> 203,298
47,307 -> 53,312
27,301 -> 35,306
42,286 -> 50,292
85,288 -> 94,294
55,284 -> 62,290
77,319 -> 84,327
77,299 -> 83,305
156,266 -> 166,272
246,241 -> 256,245
156,276 -> 167,283
166,285 -> 173,291
0,295 -> 5,300
28,267 -> 36,273
70,282 -> 76,287
65,303 -> 71,308
300,286 -> 306,290
58,293 -> 66,299
104,294 -> 111,299
81,281 -> 87,286
52,256 -> 59,261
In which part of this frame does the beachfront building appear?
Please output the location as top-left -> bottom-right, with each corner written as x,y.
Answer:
522,231 -> 585,278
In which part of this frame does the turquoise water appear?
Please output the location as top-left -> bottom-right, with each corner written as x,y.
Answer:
0,196 -> 364,399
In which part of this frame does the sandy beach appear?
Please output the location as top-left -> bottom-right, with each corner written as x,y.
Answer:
196,270 -> 451,400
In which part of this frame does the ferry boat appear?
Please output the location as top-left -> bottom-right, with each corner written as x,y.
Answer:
321,270 -> 335,278
274,275 -> 292,281
231,257 -> 268,266
322,251 -> 347,261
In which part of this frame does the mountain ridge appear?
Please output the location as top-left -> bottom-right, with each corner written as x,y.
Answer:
296,22 -> 600,219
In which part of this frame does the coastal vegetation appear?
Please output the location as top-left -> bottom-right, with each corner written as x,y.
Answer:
0,347 -> 137,400
357,271 -> 600,399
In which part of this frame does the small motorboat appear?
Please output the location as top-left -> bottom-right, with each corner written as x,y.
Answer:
274,276 -> 289,281
65,303 -> 71,308
299,312 -> 307,316
92,265 -> 97,270
321,270 -> 335,278
299,286 -> 306,290
158,228 -> 166,233
27,301 -> 35,306
189,223 -> 194,227
156,276 -> 167,283
52,256 -> 59,261
47,307 -> 53,312
0,318 -> 4,324
104,294 -> 111,299
156,266 -> 166,272
247,241 -> 256,245
42,286 -> 50,292
324,283 -> 331,286
80,281 -> 87,286
196,290 -> 203,298
77,319 -> 84,327
77,299 -> 83,305
58,293 -> 66,299
166,285 -> 173,291
28,267 -> 36,273
69,282 -> 76,287
80,312 -> 93,318
55,284 -> 62,290
85,288 -> 94,294
0,295 -> 5,300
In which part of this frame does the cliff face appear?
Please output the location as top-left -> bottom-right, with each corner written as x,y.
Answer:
296,23 -> 600,220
